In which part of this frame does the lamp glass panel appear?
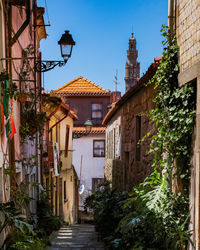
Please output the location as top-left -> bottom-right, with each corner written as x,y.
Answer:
85,125 -> 92,132
61,44 -> 72,58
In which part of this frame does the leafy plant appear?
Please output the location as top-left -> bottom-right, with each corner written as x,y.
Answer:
115,25 -> 195,250
0,202 -> 34,248
84,182 -> 128,239
37,192 -> 62,236
8,236 -> 46,250
20,109 -> 47,142
87,26 -> 195,250
116,172 -> 193,250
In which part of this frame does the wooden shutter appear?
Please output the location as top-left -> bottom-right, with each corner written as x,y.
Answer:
48,144 -> 54,168
65,125 -> 70,157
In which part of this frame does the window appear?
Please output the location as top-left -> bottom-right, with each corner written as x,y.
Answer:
92,103 -> 102,119
92,178 -> 104,191
65,125 -> 70,157
136,115 -> 141,161
48,144 -> 54,168
64,181 -> 67,202
93,140 -> 105,157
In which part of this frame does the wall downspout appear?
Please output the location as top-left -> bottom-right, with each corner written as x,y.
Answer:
10,0 -> 31,47
168,0 -> 175,34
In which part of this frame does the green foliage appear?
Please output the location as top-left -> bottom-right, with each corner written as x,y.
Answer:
7,230 -> 46,250
115,172 -> 193,250
0,202 -> 33,235
8,239 -> 45,250
37,192 -> 62,235
87,26 -> 195,250
84,182 -> 128,238
149,26 -> 195,186
20,109 -> 47,142
115,25 -> 195,250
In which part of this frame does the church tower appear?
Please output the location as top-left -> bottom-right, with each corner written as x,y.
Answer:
124,33 -> 140,92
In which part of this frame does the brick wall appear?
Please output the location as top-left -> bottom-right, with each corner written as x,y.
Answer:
176,0 -> 200,72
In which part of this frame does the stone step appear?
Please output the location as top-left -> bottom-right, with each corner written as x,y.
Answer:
48,224 -> 104,250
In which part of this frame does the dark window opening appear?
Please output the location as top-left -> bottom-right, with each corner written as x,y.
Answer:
92,178 -> 104,191
93,140 -> 105,157
136,115 -> 141,161
65,125 -> 70,157
92,103 -> 102,119
64,180 -> 67,202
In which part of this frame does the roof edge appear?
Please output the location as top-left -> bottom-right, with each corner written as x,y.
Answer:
103,58 -> 161,125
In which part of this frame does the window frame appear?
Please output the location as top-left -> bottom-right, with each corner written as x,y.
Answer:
92,178 -> 104,191
91,103 -> 103,120
93,139 -> 105,158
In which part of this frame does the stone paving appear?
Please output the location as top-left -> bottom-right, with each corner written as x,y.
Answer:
48,224 -> 105,250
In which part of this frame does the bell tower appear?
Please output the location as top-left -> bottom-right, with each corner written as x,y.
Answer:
124,33 -> 140,92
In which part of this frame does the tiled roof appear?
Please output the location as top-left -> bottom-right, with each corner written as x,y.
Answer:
154,56 -> 162,62
73,126 -> 105,134
53,76 -> 110,96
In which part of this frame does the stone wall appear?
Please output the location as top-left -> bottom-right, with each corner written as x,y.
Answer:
121,83 -> 155,190
105,82 -> 155,191
104,114 -> 122,190
176,0 -> 200,73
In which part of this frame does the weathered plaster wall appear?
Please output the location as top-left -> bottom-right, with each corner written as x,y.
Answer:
72,134 -> 105,210
60,116 -> 77,224
46,114 -> 78,224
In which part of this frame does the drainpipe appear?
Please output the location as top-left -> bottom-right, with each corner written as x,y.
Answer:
168,0 -> 175,34
10,0 -> 31,47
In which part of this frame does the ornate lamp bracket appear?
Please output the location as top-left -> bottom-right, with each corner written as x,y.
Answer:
35,60 -> 67,72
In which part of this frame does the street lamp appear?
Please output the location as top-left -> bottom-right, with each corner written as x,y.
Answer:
84,119 -> 93,133
58,30 -> 75,63
1,30 -> 75,73
35,30 -> 75,72
73,119 -> 93,139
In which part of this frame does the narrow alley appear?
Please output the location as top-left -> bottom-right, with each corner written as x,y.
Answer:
48,224 -> 104,250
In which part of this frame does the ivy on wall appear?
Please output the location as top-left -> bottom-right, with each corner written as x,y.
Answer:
148,25 -> 196,193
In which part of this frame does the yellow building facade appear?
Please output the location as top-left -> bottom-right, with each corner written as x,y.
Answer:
42,99 -> 78,224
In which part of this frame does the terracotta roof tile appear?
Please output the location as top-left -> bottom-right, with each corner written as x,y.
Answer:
73,126 -> 105,134
53,76 -> 110,96
154,56 -> 162,62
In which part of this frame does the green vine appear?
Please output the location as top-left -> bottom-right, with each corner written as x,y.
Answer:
147,25 -> 195,194
113,26 -> 196,249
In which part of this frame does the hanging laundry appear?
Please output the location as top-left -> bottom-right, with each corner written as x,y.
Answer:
53,142 -> 60,176
1,102 -> 4,135
10,99 -> 16,139
3,80 -> 11,138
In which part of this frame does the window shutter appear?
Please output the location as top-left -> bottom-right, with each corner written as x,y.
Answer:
48,144 -> 54,168
65,125 -> 70,157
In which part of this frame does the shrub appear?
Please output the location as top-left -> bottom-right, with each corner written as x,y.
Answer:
37,192 -> 62,235
84,182 -> 128,239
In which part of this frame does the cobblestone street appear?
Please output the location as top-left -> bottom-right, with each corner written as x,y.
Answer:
48,224 -> 104,250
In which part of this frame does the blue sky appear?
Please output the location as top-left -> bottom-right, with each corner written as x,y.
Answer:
37,0 -> 168,94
